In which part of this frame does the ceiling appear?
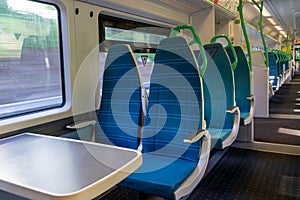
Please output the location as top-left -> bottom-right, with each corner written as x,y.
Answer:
87,0 -> 300,42
157,0 -> 300,43
155,0 -> 296,42
264,0 -> 300,40
243,0 -> 300,41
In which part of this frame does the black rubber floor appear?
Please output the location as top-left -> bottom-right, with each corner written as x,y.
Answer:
189,148 -> 300,200
99,148 -> 300,200
269,73 -> 300,115
254,117 -> 300,145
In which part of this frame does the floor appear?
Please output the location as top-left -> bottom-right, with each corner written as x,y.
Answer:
99,148 -> 300,200
255,72 -> 300,146
269,73 -> 300,115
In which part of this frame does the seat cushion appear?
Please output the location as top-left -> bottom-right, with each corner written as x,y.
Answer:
240,111 -> 250,125
207,128 -> 232,149
119,153 -> 198,199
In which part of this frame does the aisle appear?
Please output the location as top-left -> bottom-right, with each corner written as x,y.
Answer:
269,73 -> 300,115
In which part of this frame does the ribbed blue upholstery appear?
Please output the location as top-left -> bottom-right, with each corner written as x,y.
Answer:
226,46 -> 251,125
201,43 -> 235,148
62,45 -> 142,149
120,154 -> 197,199
285,61 -> 289,71
97,45 -> 143,149
268,52 -> 279,89
203,44 -> 235,128
120,37 -> 205,199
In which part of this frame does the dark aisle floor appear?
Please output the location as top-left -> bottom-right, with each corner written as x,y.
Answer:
99,148 -> 300,200
188,148 -> 300,200
269,73 -> 300,115
256,73 -> 300,146
254,117 -> 300,145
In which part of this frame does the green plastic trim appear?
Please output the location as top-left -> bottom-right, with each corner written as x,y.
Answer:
170,24 -> 207,77
273,50 -> 279,64
252,0 -> 269,68
252,0 -> 269,67
210,34 -> 238,70
237,0 -> 252,71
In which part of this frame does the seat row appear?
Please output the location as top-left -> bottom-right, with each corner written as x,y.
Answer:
268,50 -> 292,91
62,25 -> 254,199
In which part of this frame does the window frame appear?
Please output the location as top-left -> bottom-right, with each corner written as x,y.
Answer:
98,13 -> 171,53
0,0 -> 71,126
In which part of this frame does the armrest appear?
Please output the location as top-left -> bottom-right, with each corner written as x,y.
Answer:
269,75 -> 275,80
226,106 -> 239,114
141,87 -> 148,117
66,120 -> 96,129
184,129 -> 209,143
246,95 -> 254,101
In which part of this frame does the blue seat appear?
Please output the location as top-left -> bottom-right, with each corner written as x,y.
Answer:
274,52 -> 284,84
202,43 -> 240,149
63,44 -> 144,150
120,36 -> 211,200
268,52 -> 280,90
226,46 -> 254,125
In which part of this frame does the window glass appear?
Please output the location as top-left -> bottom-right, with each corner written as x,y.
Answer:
295,48 -> 300,61
104,27 -> 166,45
99,14 -> 170,53
0,0 -> 64,119
98,14 -> 170,96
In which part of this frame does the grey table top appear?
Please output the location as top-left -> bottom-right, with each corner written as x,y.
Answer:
0,133 -> 142,200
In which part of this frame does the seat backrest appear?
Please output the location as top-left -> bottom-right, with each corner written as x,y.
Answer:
143,36 -> 204,162
268,52 -> 278,76
203,43 -> 235,129
226,46 -> 251,113
252,50 -> 267,68
97,44 -> 143,149
274,53 -> 283,75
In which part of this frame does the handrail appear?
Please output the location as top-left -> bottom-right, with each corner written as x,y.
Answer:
273,50 -> 279,64
237,0 -> 252,71
170,24 -> 208,77
252,0 -> 269,68
210,34 -> 238,70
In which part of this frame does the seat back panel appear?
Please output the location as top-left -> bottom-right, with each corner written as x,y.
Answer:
98,45 -> 142,149
143,37 -> 204,162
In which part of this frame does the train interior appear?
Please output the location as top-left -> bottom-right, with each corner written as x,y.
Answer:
0,0 -> 299,199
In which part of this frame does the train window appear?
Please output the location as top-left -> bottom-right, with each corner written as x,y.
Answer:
0,0 -> 64,119
99,14 -> 171,53
98,14 -> 171,96
295,47 -> 300,61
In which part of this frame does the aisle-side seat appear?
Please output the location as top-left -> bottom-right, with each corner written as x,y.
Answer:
274,52 -> 284,86
201,43 -> 240,149
268,52 -> 280,91
120,36 -> 211,200
63,44 -> 145,150
226,46 -> 254,125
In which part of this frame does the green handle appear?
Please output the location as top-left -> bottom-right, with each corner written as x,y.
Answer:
170,24 -> 207,77
210,34 -> 238,70
238,0 -> 252,71
279,52 -> 283,62
252,0 -> 269,68
273,50 -> 279,64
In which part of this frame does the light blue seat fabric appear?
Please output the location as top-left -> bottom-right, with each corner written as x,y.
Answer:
63,45 -> 143,149
120,36 -> 210,200
201,43 -> 240,149
226,46 -> 253,125
207,128 -> 232,149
